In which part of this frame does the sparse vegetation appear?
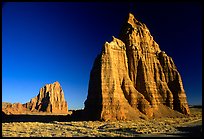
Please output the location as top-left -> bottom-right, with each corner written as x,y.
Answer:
2,107 -> 202,137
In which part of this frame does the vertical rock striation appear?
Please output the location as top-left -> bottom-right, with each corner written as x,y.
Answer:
84,13 -> 190,121
25,81 -> 68,114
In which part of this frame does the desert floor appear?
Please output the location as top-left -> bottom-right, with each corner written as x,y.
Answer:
2,107 -> 202,137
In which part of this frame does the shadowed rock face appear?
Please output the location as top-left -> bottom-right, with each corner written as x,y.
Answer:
84,13 -> 190,121
25,81 -> 68,114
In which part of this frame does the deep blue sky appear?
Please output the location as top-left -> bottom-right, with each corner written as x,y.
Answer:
2,2 -> 202,109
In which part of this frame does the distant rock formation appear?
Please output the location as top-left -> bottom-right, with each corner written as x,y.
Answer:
2,102 -> 28,115
24,81 -> 68,114
84,13 -> 190,121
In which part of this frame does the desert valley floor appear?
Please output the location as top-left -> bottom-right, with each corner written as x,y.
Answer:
2,107 -> 202,137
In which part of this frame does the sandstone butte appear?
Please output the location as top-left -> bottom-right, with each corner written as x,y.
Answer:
84,13 -> 190,121
2,81 -> 68,115
24,81 -> 68,114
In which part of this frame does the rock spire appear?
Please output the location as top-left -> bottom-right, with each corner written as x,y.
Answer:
84,13 -> 190,121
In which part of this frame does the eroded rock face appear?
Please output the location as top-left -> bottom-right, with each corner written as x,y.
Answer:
2,102 -> 28,115
84,13 -> 190,121
25,81 -> 68,114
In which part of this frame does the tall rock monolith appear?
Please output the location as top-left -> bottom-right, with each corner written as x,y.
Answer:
84,13 -> 190,121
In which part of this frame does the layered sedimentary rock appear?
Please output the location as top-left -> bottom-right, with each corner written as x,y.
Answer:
84,13 -> 190,121
2,102 -> 28,115
25,81 -> 68,114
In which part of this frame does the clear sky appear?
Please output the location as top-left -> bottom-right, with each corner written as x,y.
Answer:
2,2 -> 202,109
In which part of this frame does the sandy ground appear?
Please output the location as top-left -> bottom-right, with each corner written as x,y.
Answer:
2,107 -> 202,137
